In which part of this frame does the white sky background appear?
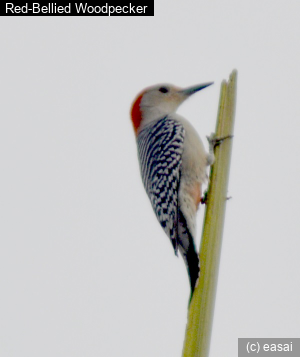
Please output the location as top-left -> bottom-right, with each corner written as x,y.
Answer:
1,1 -> 300,356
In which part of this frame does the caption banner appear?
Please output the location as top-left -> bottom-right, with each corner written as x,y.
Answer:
2,1 -> 154,16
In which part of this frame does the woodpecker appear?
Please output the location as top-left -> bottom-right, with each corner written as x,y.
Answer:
130,82 -> 215,299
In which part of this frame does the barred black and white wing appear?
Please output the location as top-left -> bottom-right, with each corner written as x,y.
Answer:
137,117 -> 185,253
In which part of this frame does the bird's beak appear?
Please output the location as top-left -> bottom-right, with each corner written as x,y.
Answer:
179,82 -> 214,97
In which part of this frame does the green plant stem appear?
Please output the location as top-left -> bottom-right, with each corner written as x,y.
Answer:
182,70 -> 238,357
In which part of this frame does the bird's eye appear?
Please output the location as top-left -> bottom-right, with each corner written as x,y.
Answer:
158,87 -> 169,94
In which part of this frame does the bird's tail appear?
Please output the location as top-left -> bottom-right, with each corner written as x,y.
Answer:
177,210 -> 200,302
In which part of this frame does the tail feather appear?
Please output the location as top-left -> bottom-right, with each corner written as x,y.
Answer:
177,210 -> 200,300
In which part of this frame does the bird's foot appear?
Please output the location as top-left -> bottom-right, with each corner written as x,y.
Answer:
206,133 -> 233,153
200,190 -> 208,205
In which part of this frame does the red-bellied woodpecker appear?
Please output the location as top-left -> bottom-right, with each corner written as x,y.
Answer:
130,82 -> 214,299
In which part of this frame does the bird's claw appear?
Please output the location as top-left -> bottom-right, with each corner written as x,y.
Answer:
206,133 -> 233,152
200,191 -> 208,205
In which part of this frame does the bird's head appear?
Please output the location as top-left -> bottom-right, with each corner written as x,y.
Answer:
130,82 -> 213,134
